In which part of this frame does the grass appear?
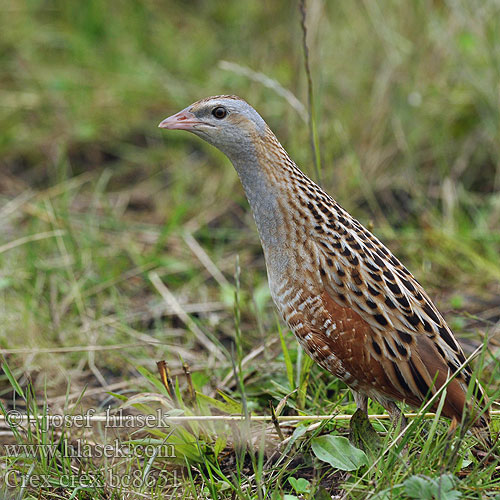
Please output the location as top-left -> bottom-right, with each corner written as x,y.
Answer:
1,0 -> 500,498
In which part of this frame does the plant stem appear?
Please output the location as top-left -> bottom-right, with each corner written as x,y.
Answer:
299,0 -> 322,185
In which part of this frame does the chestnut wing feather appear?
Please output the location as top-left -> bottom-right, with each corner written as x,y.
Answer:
308,201 -> 487,422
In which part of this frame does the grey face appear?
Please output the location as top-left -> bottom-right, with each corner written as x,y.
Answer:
159,96 -> 268,159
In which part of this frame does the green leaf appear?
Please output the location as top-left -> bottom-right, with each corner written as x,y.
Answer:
213,435 -> 226,459
174,376 -> 185,407
404,476 -> 434,499
191,371 -> 209,390
195,391 -> 241,414
282,424 -> 309,456
311,435 -> 369,471
457,457 -> 472,470
288,476 -> 310,494
217,390 -> 243,413
147,425 -> 202,463
434,474 -> 461,500
278,323 -> 294,392
107,391 -> 128,402
403,474 -> 461,500
1,358 -> 25,399
135,364 -> 169,394
297,353 -> 313,409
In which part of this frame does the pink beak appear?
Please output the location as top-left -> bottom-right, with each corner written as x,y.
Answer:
158,108 -> 201,131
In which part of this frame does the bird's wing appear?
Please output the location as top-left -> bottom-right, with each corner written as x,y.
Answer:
308,200 -> 487,422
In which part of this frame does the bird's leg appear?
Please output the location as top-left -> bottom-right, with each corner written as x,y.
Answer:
353,391 -> 368,414
378,400 -> 410,458
349,391 -> 382,454
384,401 -> 407,433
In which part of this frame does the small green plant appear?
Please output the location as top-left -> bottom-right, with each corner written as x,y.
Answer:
311,435 -> 368,471
403,474 -> 461,500
288,476 -> 310,495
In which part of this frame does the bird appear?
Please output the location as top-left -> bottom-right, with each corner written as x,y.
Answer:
159,95 -> 490,439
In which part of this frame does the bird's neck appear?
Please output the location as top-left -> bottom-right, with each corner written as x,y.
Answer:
228,128 -> 297,253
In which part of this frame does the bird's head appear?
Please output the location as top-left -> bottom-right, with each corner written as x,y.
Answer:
159,95 -> 268,159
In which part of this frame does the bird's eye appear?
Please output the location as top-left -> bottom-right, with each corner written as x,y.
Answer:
212,107 -> 227,119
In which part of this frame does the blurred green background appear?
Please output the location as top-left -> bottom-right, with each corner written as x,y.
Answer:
0,0 -> 499,392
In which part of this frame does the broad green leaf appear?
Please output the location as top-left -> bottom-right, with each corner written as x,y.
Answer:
403,474 -> 461,500
434,474 -> 461,500
191,371 -> 209,390
288,476 -> 310,494
311,435 -> 368,471
404,476 -> 434,499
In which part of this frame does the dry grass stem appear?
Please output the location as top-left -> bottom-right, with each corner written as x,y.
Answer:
149,270 -> 226,362
0,342 -> 165,355
0,229 -> 66,254
219,60 -> 307,122
183,231 -> 231,288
